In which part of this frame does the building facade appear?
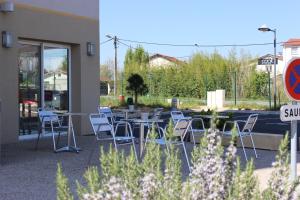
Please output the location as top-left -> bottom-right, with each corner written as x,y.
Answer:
283,38 -> 300,66
149,53 -> 184,68
0,0 -> 100,144
256,54 -> 283,76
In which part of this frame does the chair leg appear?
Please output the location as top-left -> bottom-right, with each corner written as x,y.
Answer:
35,128 -> 42,150
51,121 -> 56,152
131,138 -> 138,161
239,136 -> 248,161
191,130 -> 196,146
182,142 -> 191,172
71,120 -> 78,148
56,131 -> 61,148
249,133 -> 258,158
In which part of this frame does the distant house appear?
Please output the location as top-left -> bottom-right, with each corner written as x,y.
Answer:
256,54 -> 283,76
149,53 -> 185,68
283,38 -> 300,66
44,71 -> 68,91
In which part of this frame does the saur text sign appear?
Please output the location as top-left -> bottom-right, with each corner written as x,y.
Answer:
280,104 -> 300,121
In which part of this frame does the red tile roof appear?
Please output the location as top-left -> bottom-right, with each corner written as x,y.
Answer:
149,53 -> 184,64
283,38 -> 300,47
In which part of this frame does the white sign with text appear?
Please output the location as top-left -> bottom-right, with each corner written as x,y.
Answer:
280,104 -> 300,121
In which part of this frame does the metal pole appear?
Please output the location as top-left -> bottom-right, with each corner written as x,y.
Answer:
273,29 -> 277,109
268,69 -> 271,110
291,101 -> 297,180
234,71 -> 237,106
113,36 -> 117,96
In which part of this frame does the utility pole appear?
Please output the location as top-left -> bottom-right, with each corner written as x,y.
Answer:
106,34 -> 118,96
113,36 -> 117,96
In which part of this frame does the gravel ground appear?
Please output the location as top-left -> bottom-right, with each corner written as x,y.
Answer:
0,135 -> 299,199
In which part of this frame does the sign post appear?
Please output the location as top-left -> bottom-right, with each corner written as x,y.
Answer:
282,58 -> 300,180
291,101 -> 297,179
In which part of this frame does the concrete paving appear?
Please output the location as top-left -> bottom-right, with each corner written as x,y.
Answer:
0,135 -> 299,200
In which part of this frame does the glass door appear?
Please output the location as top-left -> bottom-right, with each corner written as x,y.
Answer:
18,42 -> 70,136
18,43 -> 41,135
43,46 -> 69,112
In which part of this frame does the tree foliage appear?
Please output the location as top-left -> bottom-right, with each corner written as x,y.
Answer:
126,73 -> 148,104
121,47 -> 268,100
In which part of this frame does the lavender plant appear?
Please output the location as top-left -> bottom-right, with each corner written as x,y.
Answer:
262,134 -> 300,200
56,120 -> 299,200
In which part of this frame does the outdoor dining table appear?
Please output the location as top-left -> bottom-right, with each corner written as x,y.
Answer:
115,108 -> 141,134
55,112 -> 87,153
132,118 -> 164,158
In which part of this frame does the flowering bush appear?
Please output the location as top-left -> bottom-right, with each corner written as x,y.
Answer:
57,124 -> 299,200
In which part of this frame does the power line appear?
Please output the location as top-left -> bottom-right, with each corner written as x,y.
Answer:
118,37 -> 284,48
118,40 -> 154,56
118,40 -> 194,59
100,38 -> 113,45
119,38 -> 196,47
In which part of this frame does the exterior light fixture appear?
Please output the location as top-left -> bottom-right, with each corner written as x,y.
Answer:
87,42 -> 95,56
0,2 -> 14,12
2,31 -> 13,48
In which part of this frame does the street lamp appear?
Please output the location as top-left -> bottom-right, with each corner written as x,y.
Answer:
258,24 -> 277,109
106,34 -> 118,96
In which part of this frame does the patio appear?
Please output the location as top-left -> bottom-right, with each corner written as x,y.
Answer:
0,134 -> 298,200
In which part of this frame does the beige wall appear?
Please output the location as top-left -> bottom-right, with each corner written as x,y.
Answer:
3,0 -> 99,20
0,3 -> 99,143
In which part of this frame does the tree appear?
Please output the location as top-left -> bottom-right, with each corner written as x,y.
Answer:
100,59 -> 114,81
124,46 -> 149,88
126,73 -> 148,104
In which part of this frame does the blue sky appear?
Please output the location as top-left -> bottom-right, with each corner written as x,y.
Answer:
100,0 -> 300,68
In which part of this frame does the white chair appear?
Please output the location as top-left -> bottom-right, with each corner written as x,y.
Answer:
171,110 -> 185,124
97,106 -> 124,126
189,118 -> 206,145
36,108 -> 67,152
89,113 -> 138,160
146,118 -> 192,171
171,110 -> 199,145
222,114 -> 258,161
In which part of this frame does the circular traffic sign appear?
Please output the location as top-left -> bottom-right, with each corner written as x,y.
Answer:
283,58 -> 300,101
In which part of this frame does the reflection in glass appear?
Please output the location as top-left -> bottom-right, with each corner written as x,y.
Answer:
18,44 -> 40,135
43,47 -> 69,111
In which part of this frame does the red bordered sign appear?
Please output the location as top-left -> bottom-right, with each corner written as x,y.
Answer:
283,58 -> 300,101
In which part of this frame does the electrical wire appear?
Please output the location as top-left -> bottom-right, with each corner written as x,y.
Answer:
118,37 -> 284,48
118,40 -> 193,59
100,38 -> 113,45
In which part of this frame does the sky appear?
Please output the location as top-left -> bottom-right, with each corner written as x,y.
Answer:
100,0 -> 300,69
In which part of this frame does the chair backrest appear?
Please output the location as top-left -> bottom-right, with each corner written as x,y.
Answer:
173,118 -> 190,138
97,106 -> 114,124
89,113 -> 113,135
171,111 -> 184,124
38,109 -> 59,123
98,106 -> 113,117
242,114 -> 258,132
